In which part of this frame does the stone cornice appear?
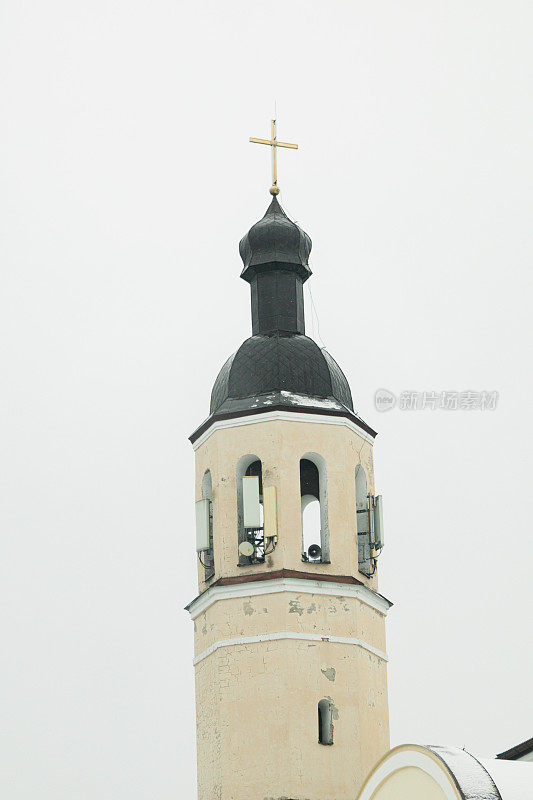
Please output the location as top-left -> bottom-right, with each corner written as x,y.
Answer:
190,408 -> 377,450
186,570 -> 392,619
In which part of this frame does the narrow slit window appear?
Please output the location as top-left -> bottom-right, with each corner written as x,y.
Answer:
318,699 -> 333,745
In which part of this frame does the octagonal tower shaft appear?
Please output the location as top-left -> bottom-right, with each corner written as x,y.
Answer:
188,415 -> 391,800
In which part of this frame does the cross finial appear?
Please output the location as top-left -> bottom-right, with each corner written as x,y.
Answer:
250,119 -> 298,196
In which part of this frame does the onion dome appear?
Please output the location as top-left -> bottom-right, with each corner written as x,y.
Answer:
189,197 -> 376,443
239,195 -> 312,282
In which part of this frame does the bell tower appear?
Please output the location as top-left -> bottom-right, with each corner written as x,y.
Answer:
187,191 -> 391,800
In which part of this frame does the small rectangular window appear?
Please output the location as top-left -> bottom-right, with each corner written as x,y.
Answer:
318,699 -> 333,745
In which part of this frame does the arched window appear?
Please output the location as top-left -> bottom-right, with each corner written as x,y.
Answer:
355,464 -> 368,530
302,492 -> 321,557
201,470 -> 214,580
236,454 -> 264,564
355,464 -> 371,576
300,453 -> 329,563
318,699 -> 333,745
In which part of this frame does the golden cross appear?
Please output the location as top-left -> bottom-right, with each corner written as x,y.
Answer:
250,119 -> 298,195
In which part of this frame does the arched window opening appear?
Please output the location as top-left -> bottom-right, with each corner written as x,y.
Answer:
318,699 -> 333,745
201,470 -> 214,580
355,464 -> 368,531
355,464 -> 372,577
300,454 -> 329,563
302,495 -> 321,557
236,455 -> 265,565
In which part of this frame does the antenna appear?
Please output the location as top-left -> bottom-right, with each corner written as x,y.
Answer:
242,475 -> 261,528
238,541 -> 254,557
195,499 -> 211,552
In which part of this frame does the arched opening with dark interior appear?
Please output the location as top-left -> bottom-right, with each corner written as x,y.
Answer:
201,469 -> 214,580
236,454 -> 264,564
300,453 -> 329,563
355,464 -> 372,576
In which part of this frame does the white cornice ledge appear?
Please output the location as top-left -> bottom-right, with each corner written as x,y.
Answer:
187,577 -> 392,620
193,631 -> 388,666
192,409 -> 376,450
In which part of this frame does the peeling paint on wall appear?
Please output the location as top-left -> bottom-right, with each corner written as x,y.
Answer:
328,698 -> 340,720
243,601 -> 255,616
289,599 -> 304,616
321,667 -> 336,682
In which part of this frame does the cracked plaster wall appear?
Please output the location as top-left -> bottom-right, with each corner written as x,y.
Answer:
194,592 -> 387,655
193,592 -> 389,800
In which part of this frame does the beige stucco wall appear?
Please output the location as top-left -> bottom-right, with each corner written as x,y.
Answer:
193,590 -> 387,655
190,414 -> 389,800
194,593 -> 389,800
193,415 -> 377,593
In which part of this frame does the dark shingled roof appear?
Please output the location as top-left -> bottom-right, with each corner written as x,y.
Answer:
209,334 -> 353,415
189,196 -> 376,443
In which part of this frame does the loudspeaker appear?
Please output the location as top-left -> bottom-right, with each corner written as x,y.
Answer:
308,543 -> 322,561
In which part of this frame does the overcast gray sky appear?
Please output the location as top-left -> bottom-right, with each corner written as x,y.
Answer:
1,1 -> 532,798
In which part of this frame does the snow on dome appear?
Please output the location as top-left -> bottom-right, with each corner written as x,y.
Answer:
279,391 -> 344,410
427,745 -> 501,799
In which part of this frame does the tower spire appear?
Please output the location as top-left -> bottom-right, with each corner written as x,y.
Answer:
239,195 -> 311,335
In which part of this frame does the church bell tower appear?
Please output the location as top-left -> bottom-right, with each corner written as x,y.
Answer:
187,177 -> 391,800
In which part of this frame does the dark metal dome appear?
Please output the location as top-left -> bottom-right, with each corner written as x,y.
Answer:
239,196 -> 312,282
210,334 -> 353,415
